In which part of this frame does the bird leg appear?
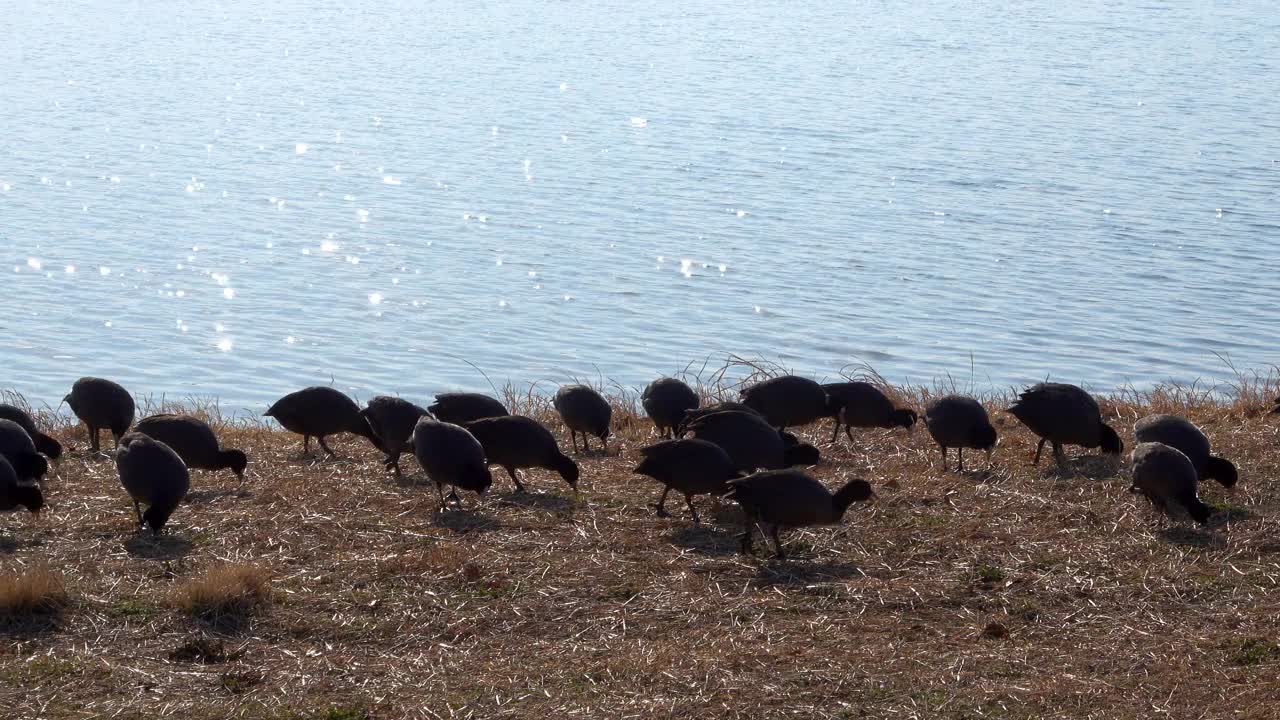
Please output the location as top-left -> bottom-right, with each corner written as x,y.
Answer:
958,447 -> 965,473
435,482 -> 448,512
506,467 -> 527,493
768,524 -> 786,560
1053,442 -> 1067,469
88,426 -> 100,454
317,435 -> 337,458
569,431 -> 579,454
583,434 -> 591,453
654,487 -> 672,518
829,420 -> 841,444
132,500 -> 144,528
384,452 -> 401,475
738,524 -> 755,555
302,435 -> 311,456
1032,438 -> 1046,466
940,445 -> 948,470
684,494 -> 701,524
448,489 -> 462,508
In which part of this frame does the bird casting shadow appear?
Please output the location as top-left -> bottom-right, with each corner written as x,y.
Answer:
667,523 -> 739,556
0,612 -> 64,639
125,533 -> 194,560
0,534 -> 40,554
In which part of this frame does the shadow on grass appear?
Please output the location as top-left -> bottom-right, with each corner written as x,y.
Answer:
185,488 -> 247,504
0,612 -> 66,639
1042,454 -> 1123,482
754,559 -> 865,584
125,533 -> 194,561
1158,526 -> 1227,548
431,510 -> 500,534
668,523 -> 740,556
497,491 -> 577,514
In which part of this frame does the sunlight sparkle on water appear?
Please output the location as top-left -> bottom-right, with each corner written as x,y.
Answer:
368,292 -> 383,305
216,337 -> 234,352
26,258 -> 42,270
223,288 -> 235,299
295,143 -> 308,155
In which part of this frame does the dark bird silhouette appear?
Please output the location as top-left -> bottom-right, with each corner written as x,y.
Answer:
676,401 -> 761,436
1130,442 -> 1212,525
554,385 -> 612,453
1270,397 -> 1280,414
427,393 -> 509,425
1008,382 -> 1122,467
0,404 -> 62,459
822,381 -> 917,443
361,396 -> 433,475
740,375 -> 829,430
924,395 -> 998,472
134,414 -> 247,481
727,470 -> 874,559
1134,414 -> 1237,488
0,419 -> 49,482
412,418 -> 493,511
0,455 -> 43,515
784,441 -> 822,467
685,410 -> 786,472
464,415 -> 578,494
641,378 -> 700,438
115,432 -> 190,535
264,386 -> 382,457
633,438 -> 742,522
64,377 -> 135,452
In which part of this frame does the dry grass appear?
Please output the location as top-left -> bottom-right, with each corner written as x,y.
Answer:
2,364 -> 1280,718
0,565 -> 69,620
170,563 -> 272,621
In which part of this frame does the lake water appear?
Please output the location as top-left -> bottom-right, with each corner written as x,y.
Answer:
3,1 -> 1278,413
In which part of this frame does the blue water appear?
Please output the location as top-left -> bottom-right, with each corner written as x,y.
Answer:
3,1 -> 1278,412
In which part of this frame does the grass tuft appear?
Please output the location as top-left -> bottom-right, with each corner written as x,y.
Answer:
0,565 -> 69,620
169,563 -> 271,621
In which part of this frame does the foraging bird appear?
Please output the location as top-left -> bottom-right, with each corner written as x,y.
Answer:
361,396 -> 433,475
727,470 -> 874,559
0,419 -> 49,482
1007,383 -> 1122,467
685,410 -> 786,472
784,441 -> 822,467
641,378 -> 700,438
64,377 -> 135,453
677,401 -> 761,435
924,395 -> 998,472
115,432 -> 190,535
822,381 -> 917,443
740,375 -> 828,430
633,438 -> 742,522
1130,442 -> 1212,525
554,385 -> 612,453
464,415 -> 578,494
264,386 -> 383,457
427,393 -> 509,425
134,414 -> 247,481
1134,414 -> 1237,488
412,418 -> 493,511
0,404 -> 62,459
0,455 -> 43,515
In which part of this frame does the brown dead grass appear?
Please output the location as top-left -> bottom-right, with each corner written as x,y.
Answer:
2,366 -> 1280,718
170,563 -> 272,621
0,565 -> 69,620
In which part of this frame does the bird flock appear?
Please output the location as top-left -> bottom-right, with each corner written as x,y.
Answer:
0,373 -> 1255,560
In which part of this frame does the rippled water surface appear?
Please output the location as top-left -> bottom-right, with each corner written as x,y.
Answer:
3,1 -> 1278,411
